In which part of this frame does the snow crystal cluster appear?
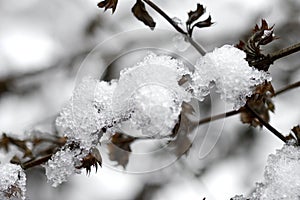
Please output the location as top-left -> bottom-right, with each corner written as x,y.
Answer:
0,163 -> 26,200
232,144 -> 300,200
191,45 -> 271,109
51,46 -> 271,186
44,147 -> 84,187
56,78 -> 118,149
49,53 -> 190,186
113,53 -> 191,137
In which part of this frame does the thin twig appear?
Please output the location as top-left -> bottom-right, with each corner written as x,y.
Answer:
142,0 -> 207,55
245,104 -> 287,143
273,81 -> 300,96
22,154 -> 53,170
198,110 -> 240,125
270,42 -> 300,62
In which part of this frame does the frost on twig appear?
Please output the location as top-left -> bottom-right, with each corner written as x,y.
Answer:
190,45 -> 271,110
232,144 -> 300,200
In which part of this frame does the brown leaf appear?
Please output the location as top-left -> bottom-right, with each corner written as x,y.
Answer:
186,4 -> 205,26
132,0 -> 156,30
3,185 -> 22,199
76,147 -> 102,175
192,15 -> 213,29
107,133 -> 135,168
168,102 -> 197,156
97,0 -> 118,13
237,19 -> 278,71
186,4 -> 213,36
240,82 -> 275,127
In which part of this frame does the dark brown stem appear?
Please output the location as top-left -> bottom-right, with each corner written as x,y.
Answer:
270,42 -> 300,62
245,104 -> 287,143
273,81 -> 300,96
198,110 -> 240,125
142,0 -> 207,55
22,154 -> 53,170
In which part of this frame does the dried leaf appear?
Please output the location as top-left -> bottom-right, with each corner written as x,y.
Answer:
192,15 -> 213,29
3,185 -> 22,199
168,102 -> 197,156
107,133 -> 135,168
186,4 -> 205,26
236,19 -> 278,71
132,0 -> 156,30
97,0 -> 118,13
240,82 -> 275,127
76,147 -> 102,175
186,4 -> 213,36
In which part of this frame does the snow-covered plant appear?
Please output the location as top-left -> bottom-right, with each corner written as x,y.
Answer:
232,144 -> 300,200
191,45 -> 271,109
1,1 -> 300,199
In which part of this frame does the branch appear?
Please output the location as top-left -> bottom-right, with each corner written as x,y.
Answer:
245,104 -> 287,143
270,42 -> 300,62
142,0 -> 207,55
22,154 -> 53,170
198,110 -> 240,125
273,81 -> 300,96
0,48 -> 91,96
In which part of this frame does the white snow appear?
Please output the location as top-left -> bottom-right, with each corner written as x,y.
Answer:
232,144 -> 300,200
0,163 -> 26,200
191,45 -> 271,109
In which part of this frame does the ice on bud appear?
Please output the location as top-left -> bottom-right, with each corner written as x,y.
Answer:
172,17 -> 182,25
113,53 -> 191,137
56,77 -> 118,149
44,147 -> 82,187
0,163 -> 26,200
172,34 -> 190,52
191,45 -> 271,109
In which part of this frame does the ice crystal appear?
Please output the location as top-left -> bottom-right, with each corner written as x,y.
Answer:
44,147 -> 83,187
232,144 -> 300,200
0,163 -> 26,200
112,53 -> 191,137
191,45 -> 271,109
56,77 -> 118,149
172,34 -> 190,52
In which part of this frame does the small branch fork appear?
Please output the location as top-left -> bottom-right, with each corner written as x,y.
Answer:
196,80 -> 300,143
142,0 -> 207,55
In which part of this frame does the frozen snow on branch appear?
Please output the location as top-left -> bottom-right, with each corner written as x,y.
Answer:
191,45 -> 271,109
44,146 -> 83,187
0,163 -> 26,200
56,77 -> 118,149
113,53 -> 191,137
232,144 -> 300,200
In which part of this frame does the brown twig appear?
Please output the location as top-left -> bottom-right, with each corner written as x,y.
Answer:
273,81 -> 300,96
245,104 -> 287,143
198,110 -> 240,125
142,0 -> 207,55
270,42 -> 300,62
22,154 -> 53,170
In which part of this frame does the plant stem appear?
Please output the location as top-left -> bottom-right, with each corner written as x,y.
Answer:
273,81 -> 300,96
142,0 -> 207,55
245,104 -> 287,143
270,42 -> 300,62
22,154 -> 53,170
198,110 -> 240,125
